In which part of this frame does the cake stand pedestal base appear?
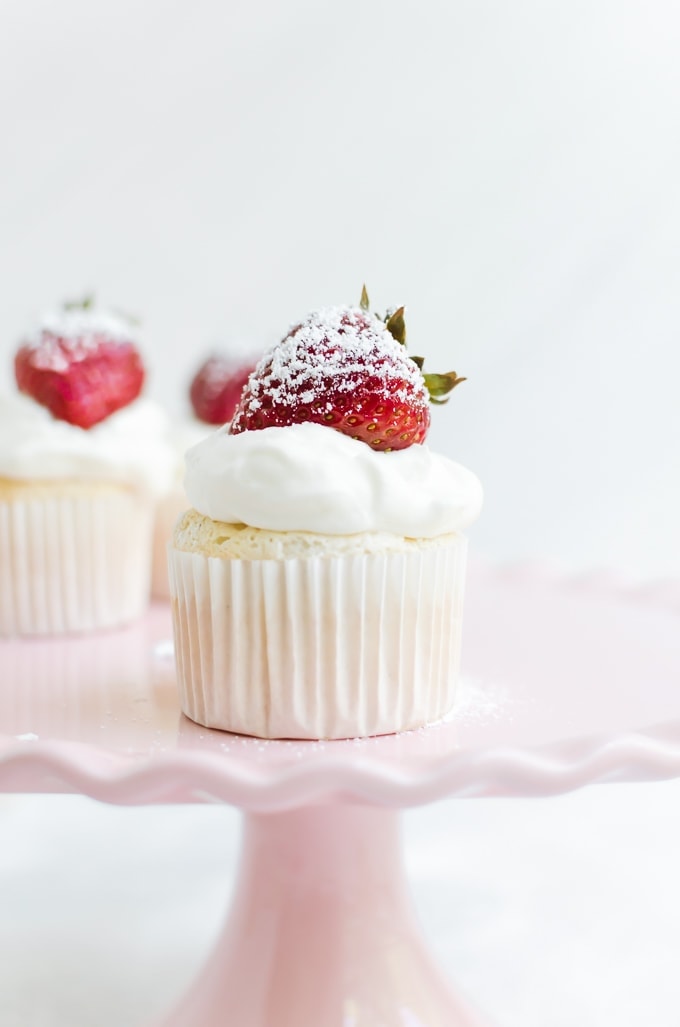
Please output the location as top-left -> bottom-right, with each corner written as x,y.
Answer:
157,803 -> 489,1027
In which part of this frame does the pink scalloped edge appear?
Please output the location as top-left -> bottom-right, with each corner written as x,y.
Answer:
1,724 -> 680,810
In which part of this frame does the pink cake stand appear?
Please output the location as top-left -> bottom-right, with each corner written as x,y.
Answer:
1,560 -> 679,1026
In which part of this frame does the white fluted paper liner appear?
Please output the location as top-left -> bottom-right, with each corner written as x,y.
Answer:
0,489 -> 154,636
169,537 -> 468,739
151,489 -> 188,601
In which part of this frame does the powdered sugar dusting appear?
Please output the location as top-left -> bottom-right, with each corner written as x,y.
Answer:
23,308 -> 140,371
242,306 -> 429,413
444,676 -> 511,724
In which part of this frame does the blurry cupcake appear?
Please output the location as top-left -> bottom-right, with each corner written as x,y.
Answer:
169,292 -> 482,739
0,298 -> 175,636
151,351 -> 260,600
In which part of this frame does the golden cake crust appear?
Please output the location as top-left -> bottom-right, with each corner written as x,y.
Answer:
172,508 -> 459,560
0,477 -> 134,500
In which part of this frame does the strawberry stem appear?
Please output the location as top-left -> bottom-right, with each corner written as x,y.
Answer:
63,293 -> 95,311
361,288 -> 467,405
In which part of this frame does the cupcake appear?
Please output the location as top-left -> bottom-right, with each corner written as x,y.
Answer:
169,293 -> 482,739
151,351 -> 259,600
150,419 -> 209,602
0,300 -> 175,636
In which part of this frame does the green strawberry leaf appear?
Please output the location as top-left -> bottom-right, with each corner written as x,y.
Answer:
423,371 -> 466,402
385,306 -> 406,345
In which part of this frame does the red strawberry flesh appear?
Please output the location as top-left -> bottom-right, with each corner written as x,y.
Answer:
229,307 -> 431,451
15,313 -> 145,429
189,355 -> 258,425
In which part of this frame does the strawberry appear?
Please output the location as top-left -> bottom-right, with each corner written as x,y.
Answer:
189,354 -> 259,425
229,290 -> 465,451
15,299 -> 145,429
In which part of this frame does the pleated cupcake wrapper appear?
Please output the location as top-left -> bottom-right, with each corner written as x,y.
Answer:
0,491 -> 154,636
151,488 -> 188,601
169,538 -> 468,739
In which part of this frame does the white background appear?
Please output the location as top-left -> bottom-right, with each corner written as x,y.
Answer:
0,1 -> 679,1024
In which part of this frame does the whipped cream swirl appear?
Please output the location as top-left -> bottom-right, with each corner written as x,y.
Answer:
185,422 -> 483,537
0,393 -> 176,495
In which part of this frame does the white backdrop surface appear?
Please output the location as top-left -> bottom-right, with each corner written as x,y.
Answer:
0,1 -> 679,1024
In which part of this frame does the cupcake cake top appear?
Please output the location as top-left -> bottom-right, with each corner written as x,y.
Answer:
185,289 -> 483,537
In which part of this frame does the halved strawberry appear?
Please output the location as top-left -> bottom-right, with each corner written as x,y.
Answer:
229,291 -> 465,451
189,354 -> 259,425
15,300 -> 145,429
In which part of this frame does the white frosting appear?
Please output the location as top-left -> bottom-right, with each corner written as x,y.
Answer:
184,422 -> 483,537
0,393 -> 176,495
167,418 -> 212,488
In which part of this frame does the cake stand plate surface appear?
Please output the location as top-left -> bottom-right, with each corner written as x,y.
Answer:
1,562 -> 678,1027
0,560 -> 678,807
